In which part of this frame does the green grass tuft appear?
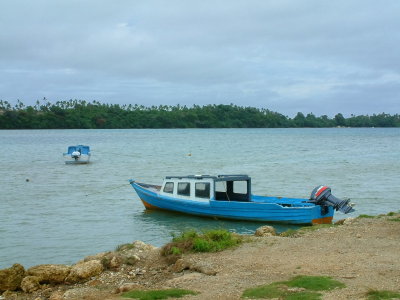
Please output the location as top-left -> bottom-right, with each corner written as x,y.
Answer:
170,246 -> 182,255
366,289 -> 400,299
115,243 -> 135,252
241,282 -> 322,299
162,229 -> 242,256
241,282 -> 284,298
285,291 -> 322,300
285,275 -> 345,291
122,288 -> 198,299
358,214 -> 376,219
241,275 -> 345,299
172,230 -> 198,242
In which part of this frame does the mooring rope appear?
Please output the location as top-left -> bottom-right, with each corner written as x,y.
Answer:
85,183 -> 130,197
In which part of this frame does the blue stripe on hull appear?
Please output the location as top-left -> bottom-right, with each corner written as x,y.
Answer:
131,182 -> 334,225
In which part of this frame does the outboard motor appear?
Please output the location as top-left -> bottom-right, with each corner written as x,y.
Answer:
71,151 -> 81,161
310,186 -> 354,214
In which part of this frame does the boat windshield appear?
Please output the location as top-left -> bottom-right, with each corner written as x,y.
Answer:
215,179 -> 250,202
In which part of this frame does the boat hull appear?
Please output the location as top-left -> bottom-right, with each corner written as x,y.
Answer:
130,182 -> 334,225
63,154 -> 90,164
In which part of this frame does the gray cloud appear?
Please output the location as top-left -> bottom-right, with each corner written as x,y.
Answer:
0,0 -> 399,116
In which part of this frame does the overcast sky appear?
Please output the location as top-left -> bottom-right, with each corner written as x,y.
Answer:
1,1 -> 399,116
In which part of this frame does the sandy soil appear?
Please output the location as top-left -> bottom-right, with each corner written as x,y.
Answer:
164,216 -> 400,299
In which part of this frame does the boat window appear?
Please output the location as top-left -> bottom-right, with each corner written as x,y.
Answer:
195,182 -> 210,198
215,181 -> 227,193
163,182 -> 174,194
233,181 -> 247,194
177,182 -> 191,196
215,180 -> 250,202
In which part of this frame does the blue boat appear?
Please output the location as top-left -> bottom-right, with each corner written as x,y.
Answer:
63,145 -> 91,164
129,175 -> 354,225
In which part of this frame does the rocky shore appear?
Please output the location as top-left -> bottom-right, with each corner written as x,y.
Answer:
1,213 -> 399,300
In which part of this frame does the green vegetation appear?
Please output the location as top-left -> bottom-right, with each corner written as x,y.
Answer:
283,291 -> 322,300
169,246 -> 182,255
242,275 -> 345,299
162,229 -> 242,256
356,212 -> 400,222
384,211 -> 400,221
1,99 -> 399,129
285,275 -> 345,291
115,243 -> 136,252
366,289 -> 400,300
358,214 -> 377,219
122,288 -> 198,300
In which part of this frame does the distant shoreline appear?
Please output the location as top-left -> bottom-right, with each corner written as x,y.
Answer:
1,100 -> 399,129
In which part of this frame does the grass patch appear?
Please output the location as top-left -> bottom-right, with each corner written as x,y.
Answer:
286,275 -> 345,291
362,212 -> 400,221
241,275 -> 345,299
162,229 -> 242,256
384,211 -> 400,222
169,246 -> 182,255
242,282 -> 321,299
358,214 -> 377,219
122,288 -> 198,299
366,289 -> 400,299
285,291 -> 322,300
115,243 -> 135,252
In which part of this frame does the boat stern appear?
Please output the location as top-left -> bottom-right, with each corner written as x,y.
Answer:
311,215 -> 334,224
311,205 -> 335,224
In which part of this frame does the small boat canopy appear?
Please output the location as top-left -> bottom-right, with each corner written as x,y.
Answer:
66,145 -> 90,155
164,175 -> 251,202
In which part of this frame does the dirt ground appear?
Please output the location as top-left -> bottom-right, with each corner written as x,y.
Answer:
163,216 -> 400,299
4,214 -> 400,300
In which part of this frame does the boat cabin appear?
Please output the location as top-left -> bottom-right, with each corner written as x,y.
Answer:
160,175 -> 251,202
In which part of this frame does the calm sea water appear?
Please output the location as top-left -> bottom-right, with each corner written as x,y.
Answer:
0,128 -> 399,269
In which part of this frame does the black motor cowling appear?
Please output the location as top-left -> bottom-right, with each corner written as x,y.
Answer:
310,186 -> 354,214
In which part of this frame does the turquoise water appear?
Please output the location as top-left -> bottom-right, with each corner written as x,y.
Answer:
0,128 -> 399,268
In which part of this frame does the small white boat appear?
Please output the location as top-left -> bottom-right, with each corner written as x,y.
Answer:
63,145 -> 91,164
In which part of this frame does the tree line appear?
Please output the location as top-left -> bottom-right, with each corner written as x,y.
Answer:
0,99 -> 399,129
